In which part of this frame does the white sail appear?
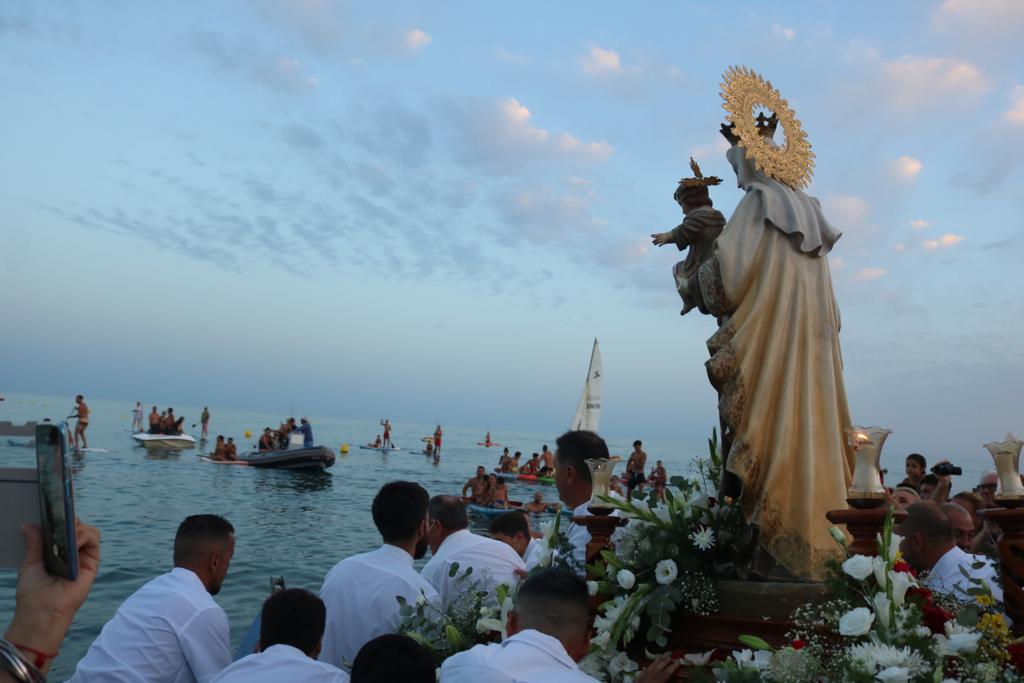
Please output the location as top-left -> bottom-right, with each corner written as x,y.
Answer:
570,338 -> 602,432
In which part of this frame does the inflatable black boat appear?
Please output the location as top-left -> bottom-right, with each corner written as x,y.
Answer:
238,445 -> 335,470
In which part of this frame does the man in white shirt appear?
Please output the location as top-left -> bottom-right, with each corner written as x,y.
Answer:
489,510 -> 544,569
319,481 -> 440,670
212,589 -> 348,683
422,496 -> 526,602
69,515 -> 236,683
900,501 -> 1004,604
553,430 -> 611,572
440,569 -> 680,683
350,634 -> 437,683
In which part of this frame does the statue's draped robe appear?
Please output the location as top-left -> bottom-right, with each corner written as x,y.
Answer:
698,145 -> 853,580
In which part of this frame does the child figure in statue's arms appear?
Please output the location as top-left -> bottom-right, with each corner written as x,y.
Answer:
651,158 -> 727,315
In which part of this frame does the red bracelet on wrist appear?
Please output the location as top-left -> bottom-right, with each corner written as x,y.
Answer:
11,643 -> 57,670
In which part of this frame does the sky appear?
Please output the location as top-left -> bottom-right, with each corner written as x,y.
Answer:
1,0 -> 1022,460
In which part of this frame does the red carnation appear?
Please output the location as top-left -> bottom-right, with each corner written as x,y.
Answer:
906,587 -> 934,606
791,639 -> 806,650
892,560 -> 915,576
920,604 -> 953,634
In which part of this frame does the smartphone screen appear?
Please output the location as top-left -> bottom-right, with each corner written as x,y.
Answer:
35,423 -> 78,579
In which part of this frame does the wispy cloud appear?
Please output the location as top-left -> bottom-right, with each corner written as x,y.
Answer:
879,56 -> 990,109
1005,85 -> 1024,125
771,24 -> 796,41
191,31 -> 318,94
403,28 -> 431,53
440,96 -> 613,173
856,267 -> 887,281
581,46 -> 625,76
889,155 -> 922,181
909,219 -> 932,230
923,234 -> 964,251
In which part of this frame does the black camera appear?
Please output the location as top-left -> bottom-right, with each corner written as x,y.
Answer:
931,462 -> 962,476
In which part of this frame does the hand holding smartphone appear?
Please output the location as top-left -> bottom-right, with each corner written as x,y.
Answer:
35,422 -> 79,579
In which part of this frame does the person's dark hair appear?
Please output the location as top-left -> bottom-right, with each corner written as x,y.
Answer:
173,515 -> 235,565
489,511 -> 530,538
351,634 -> 435,683
906,453 -> 926,469
897,479 -> 920,494
514,568 -> 590,639
259,589 -> 325,655
900,501 -> 954,543
554,430 -> 609,484
372,481 -> 429,542
428,495 -> 468,532
920,473 -> 939,488
633,440 -> 642,448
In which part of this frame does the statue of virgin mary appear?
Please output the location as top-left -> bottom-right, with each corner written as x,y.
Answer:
693,68 -> 854,580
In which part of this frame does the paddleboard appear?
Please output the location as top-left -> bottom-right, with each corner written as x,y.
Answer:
358,445 -> 401,452
477,442 -> 502,447
73,448 -> 109,453
199,456 -> 250,466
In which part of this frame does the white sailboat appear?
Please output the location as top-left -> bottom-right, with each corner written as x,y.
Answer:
570,338 -> 602,432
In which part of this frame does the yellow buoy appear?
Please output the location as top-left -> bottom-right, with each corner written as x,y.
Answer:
244,430 -> 252,439
340,443 -> 349,454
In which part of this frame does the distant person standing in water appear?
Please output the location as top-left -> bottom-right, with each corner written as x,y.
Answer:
380,419 -> 393,448
200,407 -> 210,440
298,418 -> 314,448
132,401 -> 144,432
69,394 -> 90,449
433,424 -> 443,456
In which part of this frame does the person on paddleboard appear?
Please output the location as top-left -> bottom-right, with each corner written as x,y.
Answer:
131,401 -> 143,432
380,419 -> 393,448
200,406 -> 210,439
369,434 -> 382,448
433,424 -> 442,456
69,394 -> 89,449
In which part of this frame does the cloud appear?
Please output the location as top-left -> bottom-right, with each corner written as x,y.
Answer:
1005,85 -> 1024,125
771,24 -> 796,41
923,234 -> 964,251
856,267 -> 887,281
441,96 -> 613,172
889,155 -> 922,181
191,31 -> 317,94
909,219 -> 932,230
491,186 -> 598,244
252,0 -> 345,56
893,243 -> 906,253
581,47 -> 623,76
690,137 -> 731,162
933,0 -> 1024,44
404,28 -> 431,53
282,123 -> 326,150
822,194 -> 869,232
338,101 -> 432,167
879,56 -> 990,108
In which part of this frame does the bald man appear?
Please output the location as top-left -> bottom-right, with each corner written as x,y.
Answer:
941,503 -> 975,553
899,501 -> 1002,605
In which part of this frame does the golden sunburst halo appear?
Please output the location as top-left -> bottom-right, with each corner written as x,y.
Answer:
720,65 -> 815,189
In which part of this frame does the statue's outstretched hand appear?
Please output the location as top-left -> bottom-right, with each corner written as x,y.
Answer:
651,232 -> 672,246
720,122 -> 740,146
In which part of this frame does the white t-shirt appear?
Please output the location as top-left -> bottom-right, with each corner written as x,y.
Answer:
211,644 -> 349,683
421,529 -> 526,603
440,629 -> 596,682
69,567 -> 231,683
925,545 -> 1004,604
319,544 -> 439,669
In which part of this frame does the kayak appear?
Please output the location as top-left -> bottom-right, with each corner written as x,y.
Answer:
133,433 -> 197,449
200,456 -> 250,466
359,445 -> 401,452
467,501 -> 571,517
238,446 -> 335,470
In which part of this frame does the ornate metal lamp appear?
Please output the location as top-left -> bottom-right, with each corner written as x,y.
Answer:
585,458 -> 618,514
844,426 -> 890,508
984,434 -> 1024,506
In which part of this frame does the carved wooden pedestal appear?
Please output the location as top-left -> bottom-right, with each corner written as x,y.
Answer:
986,507 -> 1024,635
825,505 -> 906,557
575,510 -> 628,569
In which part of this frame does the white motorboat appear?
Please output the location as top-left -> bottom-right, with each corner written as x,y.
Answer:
133,432 -> 197,449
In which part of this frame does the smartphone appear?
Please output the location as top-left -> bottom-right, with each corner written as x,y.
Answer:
35,422 -> 78,579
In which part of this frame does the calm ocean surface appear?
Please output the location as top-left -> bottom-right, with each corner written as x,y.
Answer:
0,392 -> 711,680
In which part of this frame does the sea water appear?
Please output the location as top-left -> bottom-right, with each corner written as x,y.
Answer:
0,392 -> 709,678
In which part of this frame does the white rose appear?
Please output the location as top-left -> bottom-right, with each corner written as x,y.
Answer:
889,570 -> 913,606
655,559 -> 678,585
872,592 -> 891,629
940,623 -> 981,655
876,667 -> 910,683
587,581 -> 599,597
617,569 -> 636,590
838,607 -> 875,636
842,554 -> 874,581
